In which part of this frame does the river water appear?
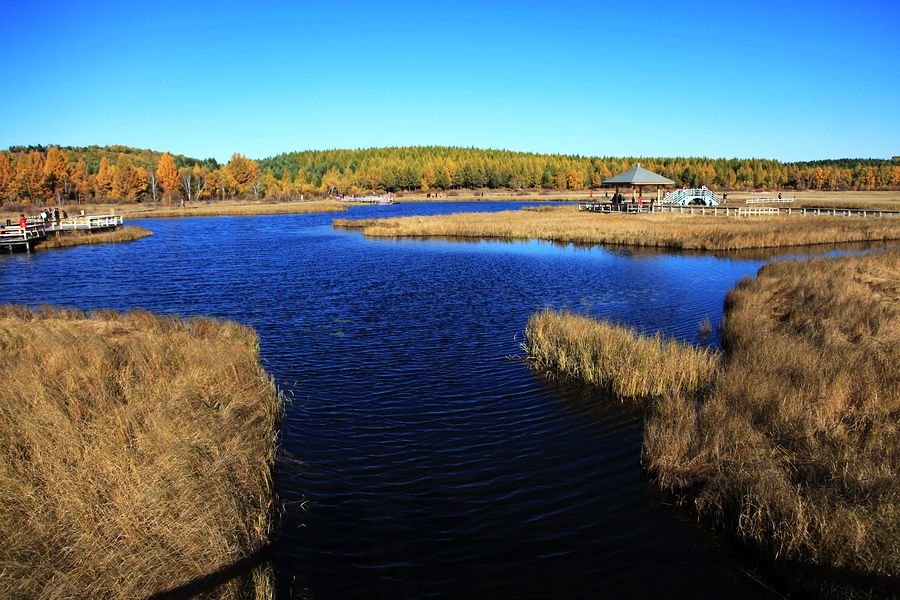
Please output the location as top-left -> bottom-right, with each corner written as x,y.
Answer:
1,201 -> 860,598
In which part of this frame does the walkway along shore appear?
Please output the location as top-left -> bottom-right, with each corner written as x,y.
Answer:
0,214 -> 151,253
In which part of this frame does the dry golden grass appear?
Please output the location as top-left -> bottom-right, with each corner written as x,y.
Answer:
335,205 -> 900,251
0,306 -> 280,599
524,310 -> 719,403
525,252 -> 899,596
122,199 -> 347,219
646,252 -> 899,591
41,226 -> 152,249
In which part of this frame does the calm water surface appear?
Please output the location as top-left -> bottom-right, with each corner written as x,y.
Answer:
1,201 -> 848,598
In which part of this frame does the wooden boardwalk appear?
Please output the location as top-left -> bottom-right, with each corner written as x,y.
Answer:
0,215 -> 124,253
579,202 -> 900,218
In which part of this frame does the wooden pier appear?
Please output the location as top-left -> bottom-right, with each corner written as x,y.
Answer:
0,215 -> 125,253
0,224 -> 46,253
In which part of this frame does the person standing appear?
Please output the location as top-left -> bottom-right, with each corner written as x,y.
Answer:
19,214 -> 27,230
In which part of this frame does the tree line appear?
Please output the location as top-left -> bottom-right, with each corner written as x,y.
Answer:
1,145 -> 898,205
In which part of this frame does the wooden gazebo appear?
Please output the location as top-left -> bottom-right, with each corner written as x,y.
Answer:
603,163 -> 675,205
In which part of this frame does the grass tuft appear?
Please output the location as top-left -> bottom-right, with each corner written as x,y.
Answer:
41,225 -> 152,249
523,310 -> 719,404
0,307 -> 280,599
334,206 -> 900,251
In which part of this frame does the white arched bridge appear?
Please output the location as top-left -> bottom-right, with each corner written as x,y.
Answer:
663,188 -> 722,206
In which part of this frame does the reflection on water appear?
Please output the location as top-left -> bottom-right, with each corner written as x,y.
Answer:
0,202 -> 877,599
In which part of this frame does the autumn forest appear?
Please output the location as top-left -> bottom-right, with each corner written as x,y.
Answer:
1,144 -> 898,206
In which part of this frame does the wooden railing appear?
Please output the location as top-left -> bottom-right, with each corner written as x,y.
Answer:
746,197 -> 795,204
580,202 -> 899,219
45,215 -> 124,231
0,224 -> 46,242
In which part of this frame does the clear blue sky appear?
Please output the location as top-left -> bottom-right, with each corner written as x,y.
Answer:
1,0 -> 897,163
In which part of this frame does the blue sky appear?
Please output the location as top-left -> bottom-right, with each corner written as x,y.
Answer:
1,0 -> 897,163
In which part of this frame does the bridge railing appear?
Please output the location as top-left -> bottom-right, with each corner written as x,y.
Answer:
663,188 -> 722,206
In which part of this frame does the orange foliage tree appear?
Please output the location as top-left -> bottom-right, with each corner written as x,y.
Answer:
224,153 -> 259,197
156,152 -> 180,205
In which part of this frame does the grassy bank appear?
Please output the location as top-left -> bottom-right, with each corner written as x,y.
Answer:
334,205 -> 900,251
40,225 -> 152,249
0,306 -> 281,598
0,199 -> 347,224
121,199 -> 347,219
524,311 -> 718,402
524,252 -> 899,596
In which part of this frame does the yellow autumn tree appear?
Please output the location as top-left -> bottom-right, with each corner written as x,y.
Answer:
0,153 -> 13,204
224,153 -> 259,197
94,156 -> 113,199
12,153 -> 39,203
71,159 -> 92,203
42,147 -> 71,204
156,152 -> 180,205
280,170 -> 294,198
111,156 -> 146,201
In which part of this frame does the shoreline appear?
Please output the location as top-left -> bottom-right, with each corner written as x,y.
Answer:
3,190 -> 897,225
523,252 -> 899,598
39,225 -> 153,249
334,206 -> 900,251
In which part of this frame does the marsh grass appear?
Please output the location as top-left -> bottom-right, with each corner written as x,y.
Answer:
334,206 -> 900,251
523,310 -> 719,403
525,252 -> 899,596
124,199 -> 346,219
0,307 -> 280,598
647,252 -> 899,592
41,225 -> 152,249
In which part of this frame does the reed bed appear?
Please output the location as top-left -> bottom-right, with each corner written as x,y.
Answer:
523,310 -> 719,402
526,252 -> 899,596
0,306 -> 281,599
646,251 -> 899,594
124,199 -> 346,219
334,206 -> 900,251
40,225 -> 152,249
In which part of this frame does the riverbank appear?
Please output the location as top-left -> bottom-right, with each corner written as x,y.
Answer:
334,205 -> 900,251
390,189 -> 900,210
39,225 -> 152,249
121,199 -> 348,219
524,251 -> 899,597
0,307 -> 281,598
0,199 -> 348,224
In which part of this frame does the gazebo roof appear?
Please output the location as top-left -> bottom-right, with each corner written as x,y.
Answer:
603,163 -> 674,185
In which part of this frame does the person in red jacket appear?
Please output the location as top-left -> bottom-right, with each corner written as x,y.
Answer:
18,214 -> 27,229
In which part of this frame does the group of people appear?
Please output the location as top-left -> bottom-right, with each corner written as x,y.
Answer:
39,208 -> 67,224
17,208 -> 69,230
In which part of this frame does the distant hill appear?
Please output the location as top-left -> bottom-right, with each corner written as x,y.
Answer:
256,146 -> 900,192
4,144 -> 218,174
2,144 -> 898,205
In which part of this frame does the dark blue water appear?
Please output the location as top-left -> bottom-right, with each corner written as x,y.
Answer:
1,201 -> 846,599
